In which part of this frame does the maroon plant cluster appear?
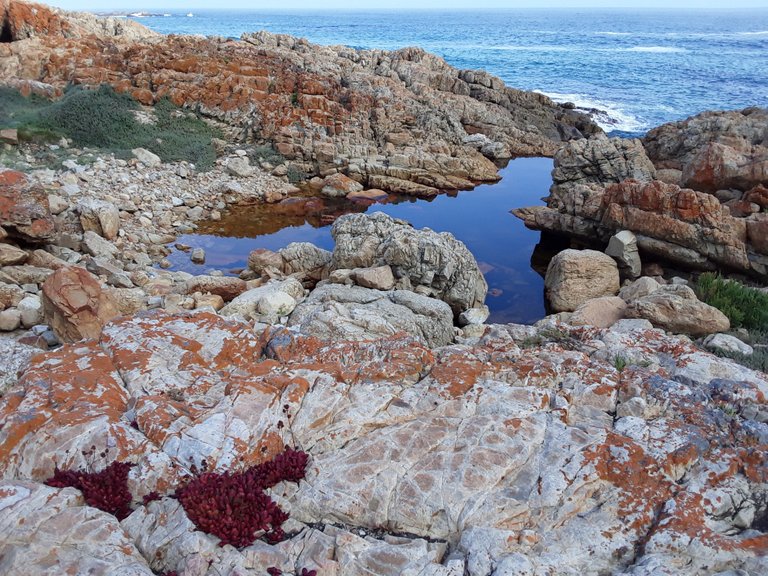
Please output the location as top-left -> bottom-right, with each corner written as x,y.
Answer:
267,568 -> 317,576
45,461 -> 134,520
175,448 -> 309,548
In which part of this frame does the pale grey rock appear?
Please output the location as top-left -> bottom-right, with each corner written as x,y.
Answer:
458,305 -> 490,326
288,283 -> 454,347
619,276 -> 661,303
17,295 -> 42,328
82,230 -> 119,258
190,248 -> 205,264
331,212 -> 487,318
132,147 -> 161,167
0,481 -> 153,575
225,157 -> 254,177
606,230 -> 641,279
703,333 -> 754,356
544,249 -> 620,312
219,278 -> 304,320
279,242 -> 332,277
0,309 -> 21,332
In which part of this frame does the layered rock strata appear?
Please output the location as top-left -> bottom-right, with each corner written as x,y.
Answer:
0,1 -> 599,196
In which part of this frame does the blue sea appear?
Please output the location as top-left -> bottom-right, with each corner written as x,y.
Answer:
124,9 -> 768,134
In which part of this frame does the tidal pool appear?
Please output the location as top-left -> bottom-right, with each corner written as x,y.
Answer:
167,156 -> 566,324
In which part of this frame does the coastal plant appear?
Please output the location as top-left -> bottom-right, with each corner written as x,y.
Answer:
175,447 -> 309,548
694,273 -> 768,332
45,460 -> 135,520
613,355 -> 627,373
2,84 -> 221,169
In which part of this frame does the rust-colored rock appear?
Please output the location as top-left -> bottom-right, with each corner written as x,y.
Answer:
0,170 -> 55,243
0,1 -> 599,196
41,265 -> 120,342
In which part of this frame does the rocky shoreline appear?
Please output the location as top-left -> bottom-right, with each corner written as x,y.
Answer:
1,1 -> 767,575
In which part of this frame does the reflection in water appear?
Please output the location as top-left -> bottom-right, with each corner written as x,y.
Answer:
167,157 -> 557,324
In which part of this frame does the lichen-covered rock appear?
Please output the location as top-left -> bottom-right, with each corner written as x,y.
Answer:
330,212 -> 487,318
0,311 -> 766,575
41,265 -> 120,342
544,249 -> 620,312
288,283 -> 455,348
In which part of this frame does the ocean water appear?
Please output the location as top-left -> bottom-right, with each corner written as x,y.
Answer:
127,9 -> 768,134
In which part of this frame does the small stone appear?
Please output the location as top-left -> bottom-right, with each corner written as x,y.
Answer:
0,128 -> 19,145
353,265 -> 396,291
132,147 -> 162,167
18,295 -> 43,328
458,305 -> 490,326
226,157 -> 254,178
0,308 -> 21,331
0,244 -> 28,266
190,249 -> 205,264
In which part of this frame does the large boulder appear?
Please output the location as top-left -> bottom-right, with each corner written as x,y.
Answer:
643,107 -> 768,192
544,249 -> 620,312
625,284 -> 730,336
320,173 -> 363,198
287,283 -> 454,348
41,266 -> 120,342
0,170 -> 55,243
184,275 -> 247,302
330,212 -> 487,318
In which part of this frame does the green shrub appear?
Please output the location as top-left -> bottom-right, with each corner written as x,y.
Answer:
1,85 -> 220,170
694,273 -> 768,332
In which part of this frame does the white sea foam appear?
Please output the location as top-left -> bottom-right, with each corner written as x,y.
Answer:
739,30 -> 768,35
595,31 -> 632,36
535,91 -> 649,134
625,46 -> 687,53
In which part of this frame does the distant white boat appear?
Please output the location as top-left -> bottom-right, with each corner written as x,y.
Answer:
186,13 -> 194,17
129,12 -> 147,17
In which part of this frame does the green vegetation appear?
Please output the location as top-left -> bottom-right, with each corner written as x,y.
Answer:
694,273 -> 768,372
694,273 -> 768,332
613,355 -> 627,373
0,85 -> 220,169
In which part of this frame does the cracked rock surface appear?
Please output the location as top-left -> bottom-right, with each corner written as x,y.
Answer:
0,311 -> 766,575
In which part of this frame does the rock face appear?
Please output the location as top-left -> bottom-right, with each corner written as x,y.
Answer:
0,1 -> 599,196
41,265 -> 120,342
544,249 -> 620,312
287,283 -> 455,348
643,107 -> 768,192
330,212 -> 487,318
0,170 -> 55,243
515,109 -> 768,280
0,311 -> 766,575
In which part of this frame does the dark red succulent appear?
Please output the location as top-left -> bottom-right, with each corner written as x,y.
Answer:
45,461 -> 135,520
267,568 -> 283,576
175,448 -> 308,548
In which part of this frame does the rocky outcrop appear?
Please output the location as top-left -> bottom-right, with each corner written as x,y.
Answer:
544,249 -> 620,312
0,1 -> 599,196
643,107 -> 768,192
287,283 -> 455,348
330,212 -> 487,318
0,311 -> 766,575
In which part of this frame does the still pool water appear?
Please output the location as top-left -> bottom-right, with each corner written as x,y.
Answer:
167,157 -> 567,324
